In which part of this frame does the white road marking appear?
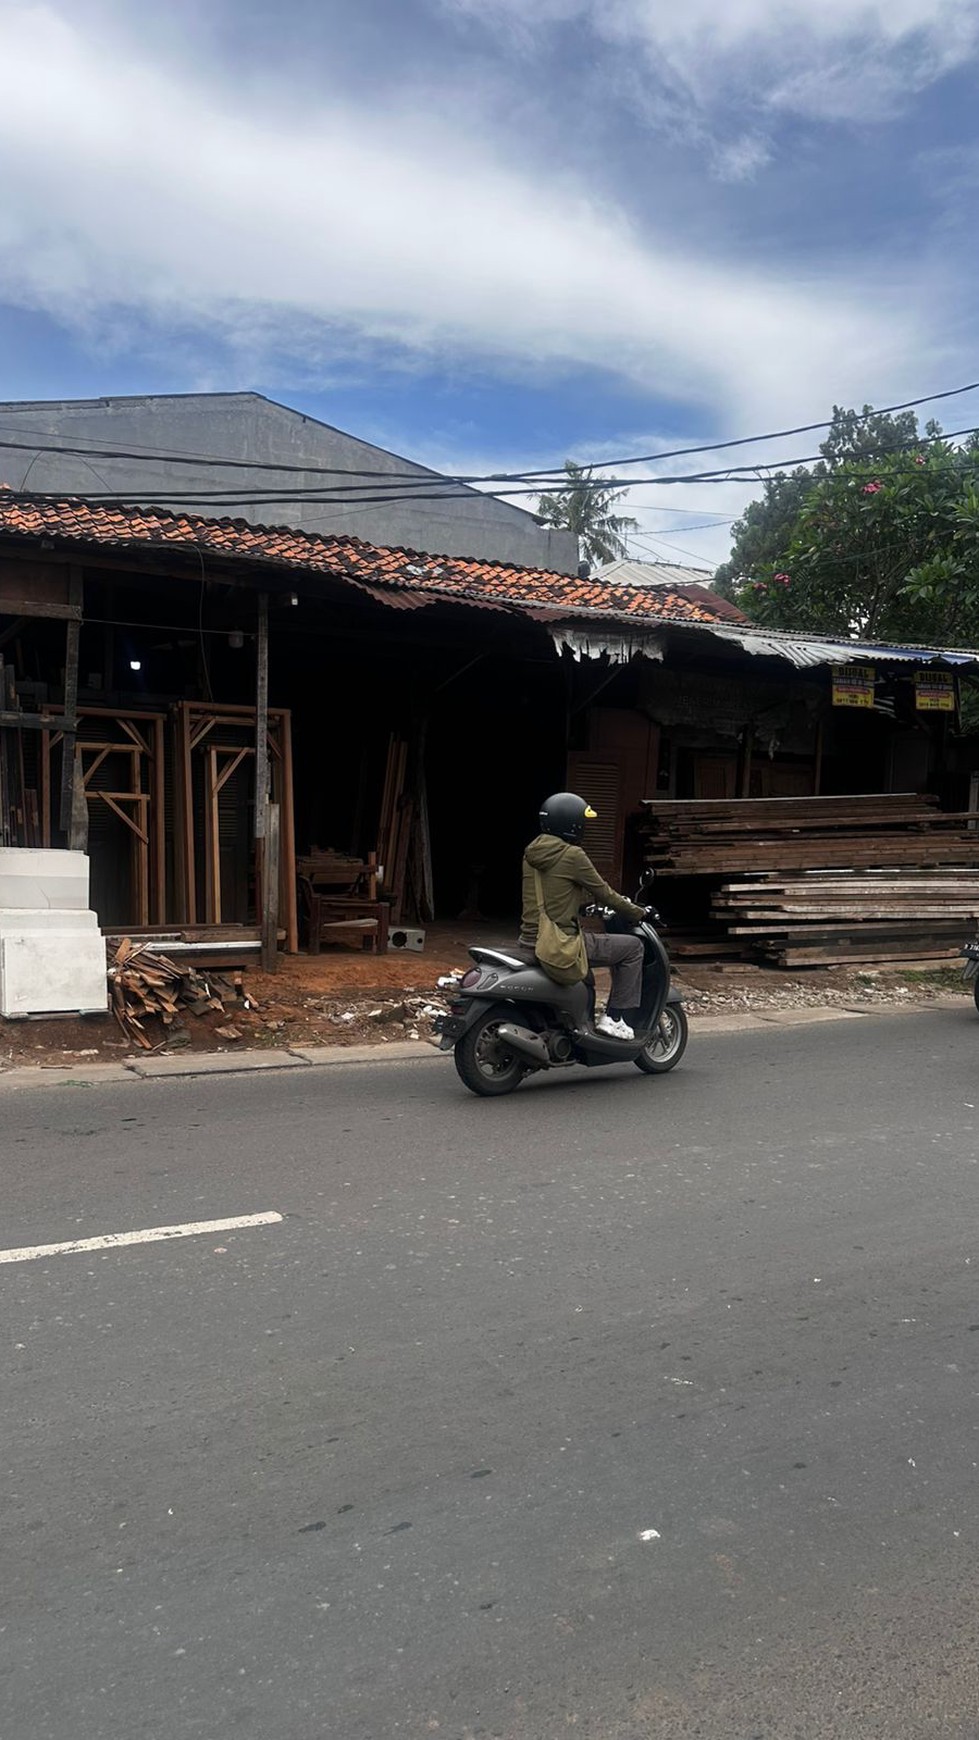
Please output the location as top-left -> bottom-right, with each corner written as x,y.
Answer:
0,1211 -> 283,1265
639,1529 -> 662,1542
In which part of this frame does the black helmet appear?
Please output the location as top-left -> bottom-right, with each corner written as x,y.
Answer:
539,791 -> 597,844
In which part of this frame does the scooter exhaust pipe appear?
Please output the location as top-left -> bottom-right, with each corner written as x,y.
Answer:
495,1022 -> 551,1066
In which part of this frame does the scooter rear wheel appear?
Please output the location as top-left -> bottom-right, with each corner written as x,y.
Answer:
634,1005 -> 688,1074
454,1012 -> 527,1097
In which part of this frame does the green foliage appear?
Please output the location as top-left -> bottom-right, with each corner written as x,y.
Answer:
536,461 -> 639,567
715,406 -> 979,648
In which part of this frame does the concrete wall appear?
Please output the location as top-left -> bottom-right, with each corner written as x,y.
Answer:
0,393 -> 579,574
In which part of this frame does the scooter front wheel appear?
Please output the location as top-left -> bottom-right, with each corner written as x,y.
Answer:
634,1004 -> 688,1074
454,1012 -> 527,1097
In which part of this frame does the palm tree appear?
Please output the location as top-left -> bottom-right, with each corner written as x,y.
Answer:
535,461 -> 638,567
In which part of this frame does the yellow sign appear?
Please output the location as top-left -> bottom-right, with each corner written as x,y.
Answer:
831,664 -> 875,708
915,672 -> 955,713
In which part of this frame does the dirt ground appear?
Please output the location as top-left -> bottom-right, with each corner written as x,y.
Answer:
0,922 -> 972,1071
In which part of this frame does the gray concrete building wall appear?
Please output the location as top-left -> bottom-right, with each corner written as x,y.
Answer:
0,393 -> 579,574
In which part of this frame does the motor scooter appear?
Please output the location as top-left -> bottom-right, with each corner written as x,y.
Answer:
435,876 -> 687,1097
960,937 -> 979,1012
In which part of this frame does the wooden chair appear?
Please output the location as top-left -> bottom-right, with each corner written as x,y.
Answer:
297,849 -> 390,955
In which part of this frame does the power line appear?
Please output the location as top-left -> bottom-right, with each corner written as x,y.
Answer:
13,420 -> 979,513
0,378 -> 977,490
495,379 -> 979,478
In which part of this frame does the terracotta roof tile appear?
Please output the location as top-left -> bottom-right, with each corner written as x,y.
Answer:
0,494 -> 741,627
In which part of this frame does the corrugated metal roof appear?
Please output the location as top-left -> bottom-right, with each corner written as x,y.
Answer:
597,559 -> 713,587
706,624 -> 979,669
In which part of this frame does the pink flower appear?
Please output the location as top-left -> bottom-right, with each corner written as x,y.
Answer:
914,454 -> 926,465
863,481 -> 883,494
774,572 -> 791,586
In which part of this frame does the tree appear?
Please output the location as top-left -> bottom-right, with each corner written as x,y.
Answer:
740,443 -> 979,641
536,461 -> 638,567
715,405 -> 938,600
713,406 -> 979,647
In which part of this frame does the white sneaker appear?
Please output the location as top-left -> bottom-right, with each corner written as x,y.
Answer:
596,1014 -> 634,1040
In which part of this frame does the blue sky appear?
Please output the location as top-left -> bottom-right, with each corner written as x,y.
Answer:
1,0 -> 978,566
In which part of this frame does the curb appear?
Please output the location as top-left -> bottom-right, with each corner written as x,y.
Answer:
0,998 -> 970,1092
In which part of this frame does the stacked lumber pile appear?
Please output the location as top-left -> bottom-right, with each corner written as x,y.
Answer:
712,869 -> 979,966
640,793 -> 979,876
640,794 -> 979,967
107,938 -> 242,1049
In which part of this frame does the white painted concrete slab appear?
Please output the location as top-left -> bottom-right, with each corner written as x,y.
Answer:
0,913 -> 108,1016
0,847 -> 91,910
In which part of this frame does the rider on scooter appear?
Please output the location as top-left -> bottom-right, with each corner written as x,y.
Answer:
520,792 -> 648,1040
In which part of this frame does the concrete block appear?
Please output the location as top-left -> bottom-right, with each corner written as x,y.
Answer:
0,848 -> 91,911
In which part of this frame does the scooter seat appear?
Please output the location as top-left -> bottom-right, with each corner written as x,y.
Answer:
469,947 -> 527,972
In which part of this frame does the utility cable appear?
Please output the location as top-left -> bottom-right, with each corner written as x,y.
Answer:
1,378 -> 977,487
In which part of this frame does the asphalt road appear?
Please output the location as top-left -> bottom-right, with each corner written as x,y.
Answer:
3,1008 -> 979,1740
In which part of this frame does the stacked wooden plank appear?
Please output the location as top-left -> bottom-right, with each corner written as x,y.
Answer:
641,793 -> 979,876
640,794 -> 979,967
713,870 -> 979,966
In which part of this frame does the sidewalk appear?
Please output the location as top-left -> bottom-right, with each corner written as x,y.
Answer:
0,995 -> 969,1093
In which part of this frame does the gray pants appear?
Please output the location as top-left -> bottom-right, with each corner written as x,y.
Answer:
514,933 -> 644,1009
584,931 -> 643,1009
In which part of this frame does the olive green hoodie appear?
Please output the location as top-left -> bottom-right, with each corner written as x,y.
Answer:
520,834 -> 646,949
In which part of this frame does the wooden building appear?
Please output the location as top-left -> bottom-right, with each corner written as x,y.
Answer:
1,492 -> 977,954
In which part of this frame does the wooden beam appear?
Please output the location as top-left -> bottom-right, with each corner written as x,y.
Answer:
255,592 -> 269,840
0,710 -> 53,730
0,598 -> 82,622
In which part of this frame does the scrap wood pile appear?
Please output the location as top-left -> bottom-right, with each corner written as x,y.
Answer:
640,794 -> 979,968
108,938 -> 244,1049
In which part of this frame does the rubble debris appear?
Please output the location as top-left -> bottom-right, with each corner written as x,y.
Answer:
107,938 -> 241,1051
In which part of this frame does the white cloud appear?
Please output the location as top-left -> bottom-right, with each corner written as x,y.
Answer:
0,2 -> 953,439
445,0 -> 979,122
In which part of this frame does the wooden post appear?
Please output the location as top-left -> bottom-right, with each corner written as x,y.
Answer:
59,569 -> 82,838
206,745 -> 221,923
177,704 -> 197,923
279,709 -> 299,953
40,722 -> 51,847
255,594 -> 269,842
262,801 -> 280,972
739,725 -> 755,800
152,714 -> 166,923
